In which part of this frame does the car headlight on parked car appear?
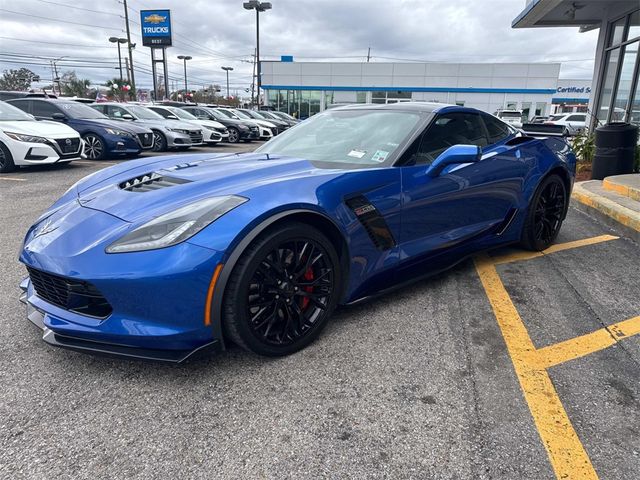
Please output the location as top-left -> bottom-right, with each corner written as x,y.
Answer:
4,132 -> 48,143
169,128 -> 190,134
106,195 -> 248,253
105,128 -> 132,137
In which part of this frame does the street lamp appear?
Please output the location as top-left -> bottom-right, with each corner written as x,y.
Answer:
243,0 -> 271,108
177,55 -> 192,101
109,37 -> 128,83
221,66 -> 234,100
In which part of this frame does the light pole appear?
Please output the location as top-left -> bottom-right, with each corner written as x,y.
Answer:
109,37 -> 128,83
243,1 -> 271,108
221,66 -> 233,100
177,55 -> 192,101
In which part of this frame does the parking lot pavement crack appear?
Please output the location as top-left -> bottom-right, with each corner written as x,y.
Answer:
544,255 -> 640,369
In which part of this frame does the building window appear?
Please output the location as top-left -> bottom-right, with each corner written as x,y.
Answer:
372,90 -> 411,104
535,102 -> 547,116
596,8 -> 640,125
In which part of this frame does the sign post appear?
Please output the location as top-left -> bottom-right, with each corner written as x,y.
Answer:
140,9 -> 172,101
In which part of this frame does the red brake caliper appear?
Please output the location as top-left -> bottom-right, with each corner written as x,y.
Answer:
301,266 -> 314,310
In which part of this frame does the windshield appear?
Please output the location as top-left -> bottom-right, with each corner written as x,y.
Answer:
239,109 -> 261,119
60,102 -> 107,119
232,110 -> 252,120
261,111 -> 279,120
273,112 -> 294,121
215,109 -> 241,120
128,105 -> 164,120
0,101 -> 33,121
167,107 -> 197,120
255,109 -> 425,167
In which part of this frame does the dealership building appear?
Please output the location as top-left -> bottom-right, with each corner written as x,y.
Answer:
262,61 -> 562,119
551,78 -> 592,115
512,0 -> 639,128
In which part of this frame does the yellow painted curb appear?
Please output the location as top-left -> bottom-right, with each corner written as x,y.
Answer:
572,183 -> 640,233
603,177 -> 640,202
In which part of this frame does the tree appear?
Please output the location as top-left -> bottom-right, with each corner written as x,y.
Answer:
105,78 -> 134,100
0,68 -> 40,91
60,71 -> 91,98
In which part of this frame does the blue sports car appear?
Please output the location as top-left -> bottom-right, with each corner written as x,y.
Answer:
19,103 -> 576,361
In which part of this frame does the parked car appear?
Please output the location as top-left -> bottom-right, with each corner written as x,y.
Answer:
0,91 -> 57,101
255,110 -> 296,129
495,110 -> 523,128
529,116 -> 550,124
181,106 -> 260,143
545,113 -> 587,136
147,105 -> 228,145
7,98 -> 154,160
268,111 -> 300,126
19,103 -> 576,361
215,107 -> 276,140
236,108 -> 292,133
0,100 -> 83,173
91,103 -> 204,152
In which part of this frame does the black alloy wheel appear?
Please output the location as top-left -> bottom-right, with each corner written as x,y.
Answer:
152,131 -> 167,152
0,142 -> 16,173
82,134 -> 106,160
223,223 -> 340,356
227,127 -> 240,143
521,174 -> 567,251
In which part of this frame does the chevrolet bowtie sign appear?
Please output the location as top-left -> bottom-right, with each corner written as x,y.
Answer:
140,9 -> 172,47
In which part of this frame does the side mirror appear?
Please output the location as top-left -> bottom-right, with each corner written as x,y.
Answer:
52,113 -> 66,121
427,145 -> 481,177
167,115 -> 179,120
122,113 -> 134,120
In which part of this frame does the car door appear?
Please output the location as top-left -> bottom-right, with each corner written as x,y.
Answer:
398,111 -> 527,271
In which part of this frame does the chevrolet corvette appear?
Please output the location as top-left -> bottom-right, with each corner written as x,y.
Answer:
19,103 -> 576,361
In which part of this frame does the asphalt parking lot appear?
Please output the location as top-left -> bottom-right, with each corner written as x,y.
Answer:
1,147 -> 639,479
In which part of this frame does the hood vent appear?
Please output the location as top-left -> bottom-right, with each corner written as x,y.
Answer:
119,172 -> 191,192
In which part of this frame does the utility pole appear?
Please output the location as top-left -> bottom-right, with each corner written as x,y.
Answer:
250,49 -> 256,107
367,47 -> 371,62
122,0 -> 136,91
125,58 -> 131,84
52,60 -> 60,95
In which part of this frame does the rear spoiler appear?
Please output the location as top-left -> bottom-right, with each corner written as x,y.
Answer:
520,123 -> 568,137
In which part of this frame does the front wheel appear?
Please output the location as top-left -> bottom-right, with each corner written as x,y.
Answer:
82,134 -> 106,160
0,142 -> 16,173
152,130 -> 168,152
223,223 -> 340,356
520,174 -> 567,251
227,127 -> 240,143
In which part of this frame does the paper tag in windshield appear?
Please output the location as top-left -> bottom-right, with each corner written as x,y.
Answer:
371,150 -> 389,163
347,149 -> 367,159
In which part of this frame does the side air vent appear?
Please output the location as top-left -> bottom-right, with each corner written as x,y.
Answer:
119,172 -> 191,192
344,194 -> 396,251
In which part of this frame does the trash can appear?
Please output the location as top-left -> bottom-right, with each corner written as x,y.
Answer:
591,122 -> 639,180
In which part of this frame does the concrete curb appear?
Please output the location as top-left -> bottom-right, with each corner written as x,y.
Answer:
571,182 -> 640,244
603,175 -> 640,202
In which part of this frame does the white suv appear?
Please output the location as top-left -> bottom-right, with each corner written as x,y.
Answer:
546,113 -> 587,136
0,100 -> 83,173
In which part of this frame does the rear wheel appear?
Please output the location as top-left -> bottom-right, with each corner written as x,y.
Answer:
223,223 -> 340,356
82,134 -> 106,160
0,142 -> 16,173
227,127 -> 240,143
521,174 -> 567,251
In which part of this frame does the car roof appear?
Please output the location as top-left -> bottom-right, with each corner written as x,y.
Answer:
330,101 -> 479,115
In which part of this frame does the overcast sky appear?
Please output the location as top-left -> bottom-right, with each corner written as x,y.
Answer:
0,0 -> 599,93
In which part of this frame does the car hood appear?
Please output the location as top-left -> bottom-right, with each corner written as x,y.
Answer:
74,152 -> 342,223
73,118 -> 153,134
0,120 -> 79,137
193,119 -> 225,130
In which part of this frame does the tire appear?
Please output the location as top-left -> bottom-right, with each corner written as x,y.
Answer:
152,130 -> 168,152
223,222 -> 341,356
520,174 -> 567,251
82,133 -> 106,160
0,142 -> 16,173
227,127 -> 240,143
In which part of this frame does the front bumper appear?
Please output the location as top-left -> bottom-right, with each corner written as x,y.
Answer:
20,281 -> 220,362
8,137 -> 83,166
166,130 -> 204,148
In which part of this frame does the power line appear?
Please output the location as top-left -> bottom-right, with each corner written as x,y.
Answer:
0,8 -> 124,31
32,0 -> 122,17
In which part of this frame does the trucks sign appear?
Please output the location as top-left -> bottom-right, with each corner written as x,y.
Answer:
140,9 -> 172,47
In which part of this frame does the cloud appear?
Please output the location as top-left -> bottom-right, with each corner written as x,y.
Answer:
0,0 -> 599,92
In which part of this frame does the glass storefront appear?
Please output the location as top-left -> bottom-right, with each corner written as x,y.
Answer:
268,89 -> 367,118
596,8 -> 640,126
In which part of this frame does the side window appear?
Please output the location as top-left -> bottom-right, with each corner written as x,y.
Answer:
155,108 -> 170,118
92,105 -> 105,114
109,106 -> 127,118
32,101 -> 61,119
566,114 -> 586,122
413,113 -> 488,165
482,114 -> 512,145
8,101 -> 31,114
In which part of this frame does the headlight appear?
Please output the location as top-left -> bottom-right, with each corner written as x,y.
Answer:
105,128 -> 132,136
4,132 -> 48,143
106,195 -> 248,253
238,124 -> 249,131
169,128 -> 189,134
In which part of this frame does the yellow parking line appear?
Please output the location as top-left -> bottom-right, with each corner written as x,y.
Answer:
534,315 -> 640,369
474,254 -> 597,479
0,176 -> 27,182
492,235 -> 619,265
